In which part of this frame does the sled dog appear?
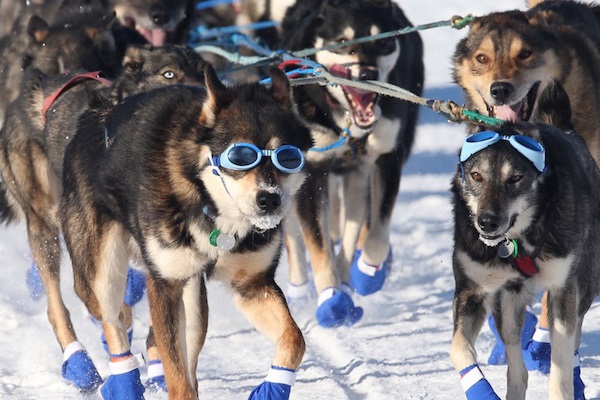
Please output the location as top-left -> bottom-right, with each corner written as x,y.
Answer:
450,81 -> 600,400
59,66 -> 311,398
452,0 -> 600,163
0,44 -> 206,392
278,0 -> 424,326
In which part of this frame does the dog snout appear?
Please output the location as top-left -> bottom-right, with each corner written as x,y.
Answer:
477,212 -> 501,233
490,82 -> 514,104
256,191 -> 281,213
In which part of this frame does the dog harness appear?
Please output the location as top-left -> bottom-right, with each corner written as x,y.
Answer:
42,71 -> 112,123
497,238 -> 539,277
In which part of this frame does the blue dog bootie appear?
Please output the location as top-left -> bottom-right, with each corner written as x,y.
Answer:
124,267 -> 146,307
61,341 -> 103,392
349,249 -> 392,296
487,308 -> 537,365
101,352 -> 146,400
145,360 -> 168,393
315,283 -> 363,328
26,262 -> 45,300
248,365 -> 296,400
460,364 -> 501,400
574,352 -> 586,400
523,326 -> 551,374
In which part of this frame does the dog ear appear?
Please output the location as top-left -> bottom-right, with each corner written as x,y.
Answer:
200,64 -> 229,127
27,15 -> 50,44
268,66 -> 292,110
122,45 -> 146,73
533,79 -> 573,130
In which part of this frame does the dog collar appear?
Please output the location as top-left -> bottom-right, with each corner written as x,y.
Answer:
497,238 -> 539,277
42,71 -> 112,124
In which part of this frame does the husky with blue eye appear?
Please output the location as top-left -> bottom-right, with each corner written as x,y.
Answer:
450,81 -> 600,400
59,65 -> 312,400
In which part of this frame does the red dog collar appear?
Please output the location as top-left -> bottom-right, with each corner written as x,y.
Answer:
42,71 -> 112,123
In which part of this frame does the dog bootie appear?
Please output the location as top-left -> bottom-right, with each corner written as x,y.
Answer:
574,352 -> 586,400
124,267 -> 146,307
487,309 -> 537,365
316,283 -> 363,328
145,360 -> 167,393
101,352 -> 145,400
26,262 -> 45,300
349,249 -> 392,296
248,366 -> 295,400
61,341 -> 102,392
460,364 -> 501,400
523,327 -> 551,374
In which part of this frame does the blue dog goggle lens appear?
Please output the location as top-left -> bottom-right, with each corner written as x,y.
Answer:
460,131 -> 546,172
212,143 -> 305,173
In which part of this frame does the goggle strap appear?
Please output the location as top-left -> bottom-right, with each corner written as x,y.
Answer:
208,156 -> 222,176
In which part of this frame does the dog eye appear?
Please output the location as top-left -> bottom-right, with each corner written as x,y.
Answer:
163,70 -> 175,79
470,171 -> 483,182
518,50 -> 532,60
475,54 -> 489,64
508,174 -> 523,183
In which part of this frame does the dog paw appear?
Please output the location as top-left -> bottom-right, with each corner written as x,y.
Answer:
523,327 -> 551,374
26,262 -> 45,300
101,354 -> 146,400
61,342 -> 102,393
460,365 -> 501,400
316,284 -> 363,327
349,249 -> 392,296
248,366 -> 295,400
124,267 -> 146,307
145,360 -> 167,393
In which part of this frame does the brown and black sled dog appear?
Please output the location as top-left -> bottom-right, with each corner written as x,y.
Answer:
452,0 -> 600,163
59,66 -> 312,399
0,44 -> 206,392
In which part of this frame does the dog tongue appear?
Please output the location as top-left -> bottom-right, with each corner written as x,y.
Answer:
139,27 -> 168,47
494,101 -> 523,122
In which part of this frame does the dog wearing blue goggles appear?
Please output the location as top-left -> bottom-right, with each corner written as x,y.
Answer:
209,143 -> 305,175
460,131 -> 546,173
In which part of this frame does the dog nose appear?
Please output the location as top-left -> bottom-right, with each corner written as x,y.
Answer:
151,7 -> 170,26
477,213 -> 500,233
490,82 -> 514,103
256,191 -> 281,213
359,69 -> 378,81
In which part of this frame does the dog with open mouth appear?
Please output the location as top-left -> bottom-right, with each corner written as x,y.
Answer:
452,0 -> 600,163
278,0 -> 424,327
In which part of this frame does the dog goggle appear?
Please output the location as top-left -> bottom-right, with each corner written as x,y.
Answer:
210,143 -> 305,173
460,131 -> 546,172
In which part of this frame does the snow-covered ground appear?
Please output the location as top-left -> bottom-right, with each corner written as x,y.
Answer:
1,1 -> 599,399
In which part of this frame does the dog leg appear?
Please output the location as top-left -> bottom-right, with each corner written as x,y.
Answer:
146,274 -> 197,400
547,286 -> 578,400
232,274 -> 305,399
284,211 -> 310,287
493,291 -> 529,399
450,285 -> 501,399
295,173 -> 337,293
336,167 -> 370,284
26,212 -> 76,349
181,273 -> 209,392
